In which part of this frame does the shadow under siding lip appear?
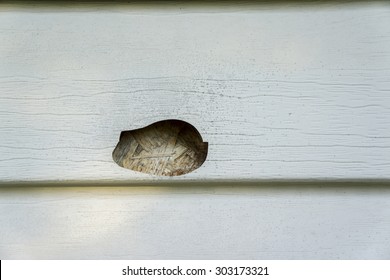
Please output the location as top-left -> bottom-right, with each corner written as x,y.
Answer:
0,0 -> 387,8
1,179 -> 390,189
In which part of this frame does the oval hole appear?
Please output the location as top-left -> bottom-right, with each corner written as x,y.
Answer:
112,119 -> 208,176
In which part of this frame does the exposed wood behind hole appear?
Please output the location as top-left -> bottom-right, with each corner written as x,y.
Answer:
112,119 -> 208,176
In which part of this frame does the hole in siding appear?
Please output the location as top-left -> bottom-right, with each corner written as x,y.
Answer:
112,119 -> 208,176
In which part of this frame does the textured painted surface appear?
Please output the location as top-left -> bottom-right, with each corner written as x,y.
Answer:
1,3 -> 390,182
1,184 -> 390,259
1,3 -> 390,260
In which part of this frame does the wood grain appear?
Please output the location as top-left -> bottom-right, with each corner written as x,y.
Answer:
0,3 -> 390,183
112,120 -> 208,176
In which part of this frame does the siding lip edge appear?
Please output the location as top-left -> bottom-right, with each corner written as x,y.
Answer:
1,179 -> 390,188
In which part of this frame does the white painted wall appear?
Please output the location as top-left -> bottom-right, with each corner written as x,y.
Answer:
1,184 -> 390,259
0,3 -> 390,259
1,3 -> 390,182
